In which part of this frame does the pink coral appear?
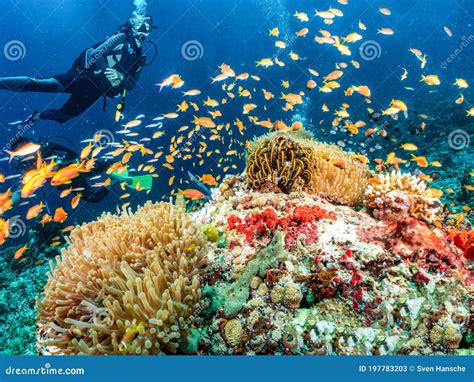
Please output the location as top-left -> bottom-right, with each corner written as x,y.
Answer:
285,223 -> 319,251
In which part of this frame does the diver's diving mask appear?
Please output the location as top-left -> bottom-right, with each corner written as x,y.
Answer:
132,19 -> 152,43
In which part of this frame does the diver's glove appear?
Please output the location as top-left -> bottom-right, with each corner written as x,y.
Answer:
24,110 -> 41,125
105,68 -> 124,87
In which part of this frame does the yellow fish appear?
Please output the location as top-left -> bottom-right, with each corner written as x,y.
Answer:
420,75 -> 440,86
401,143 -> 418,151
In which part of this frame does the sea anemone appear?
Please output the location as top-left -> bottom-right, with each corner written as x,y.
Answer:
36,197 -> 207,355
246,130 -> 369,205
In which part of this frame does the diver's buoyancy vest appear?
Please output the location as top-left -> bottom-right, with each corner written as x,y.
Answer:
72,33 -> 145,96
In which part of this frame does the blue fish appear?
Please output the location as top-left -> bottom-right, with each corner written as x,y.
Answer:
187,171 -> 212,198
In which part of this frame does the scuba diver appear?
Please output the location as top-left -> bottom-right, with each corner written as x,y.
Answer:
0,14 -> 156,124
7,136 -> 154,207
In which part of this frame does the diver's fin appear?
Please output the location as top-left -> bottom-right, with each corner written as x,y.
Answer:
8,120 -> 24,126
110,170 -> 153,191
10,111 -> 41,126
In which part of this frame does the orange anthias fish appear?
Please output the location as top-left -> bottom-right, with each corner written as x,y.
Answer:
62,226 -> 75,233
26,202 -> 45,220
5,142 -> 41,163
193,116 -> 216,128
50,162 -> 87,186
0,218 -> 10,245
14,245 -> 28,260
291,121 -> 303,131
256,120 -> 273,129
411,154 -> 429,167
180,189 -> 206,200
53,207 -> 68,223
352,85 -> 371,97
0,189 -> 13,215
122,119 -> 142,129
40,214 -> 52,226
324,70 -> 343,82
367,177 -> 383,185
71,193 -> 82,209
385,152 -> 406,165
80,143 -> 94,160
401,143 -> 418,151
200,174 -> 218,186
21,168 -> 51,199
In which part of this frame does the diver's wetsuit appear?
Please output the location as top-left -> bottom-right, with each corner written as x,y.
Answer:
0,33 -> 145,123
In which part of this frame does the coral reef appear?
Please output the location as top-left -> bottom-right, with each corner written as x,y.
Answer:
31,135 -> 472,356
192,174 -> 472,355
36,197 -> 208,355
365,171 -> 442,223
246,130 -> 370,205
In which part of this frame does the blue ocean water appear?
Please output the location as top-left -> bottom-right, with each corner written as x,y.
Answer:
0,0 -> 472,354
0,0 -> 472,223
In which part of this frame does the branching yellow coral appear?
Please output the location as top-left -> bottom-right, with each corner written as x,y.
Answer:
365,171 -> 442,223
246,130 -> 370,205
36,197 -> 207,355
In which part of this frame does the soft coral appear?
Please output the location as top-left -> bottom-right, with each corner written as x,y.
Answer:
227,204 -> 336,249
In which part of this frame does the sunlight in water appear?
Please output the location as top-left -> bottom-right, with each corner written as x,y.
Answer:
255,0 -> 290,36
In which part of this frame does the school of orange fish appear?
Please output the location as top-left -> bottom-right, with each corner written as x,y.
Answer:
0,1 -> 472,259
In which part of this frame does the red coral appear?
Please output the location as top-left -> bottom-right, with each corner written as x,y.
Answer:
227,208 -> 279,242
227,204 -> 336,248
350,271 -> 362,285
292,205 -> 336,223
227,215 -> 242,230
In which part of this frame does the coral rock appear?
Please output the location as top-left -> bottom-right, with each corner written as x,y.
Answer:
283,283 -> 303,309
365,171 -> 442,223
361,217 -> 466,276
270,285 -> 285,304
224,319 -> 243,347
